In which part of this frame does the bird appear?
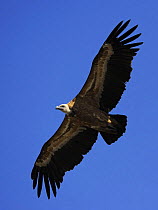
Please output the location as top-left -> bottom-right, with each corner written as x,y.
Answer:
31,20 -> 143,199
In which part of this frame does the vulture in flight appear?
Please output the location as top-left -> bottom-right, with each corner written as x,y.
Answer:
31,20 -> 143,198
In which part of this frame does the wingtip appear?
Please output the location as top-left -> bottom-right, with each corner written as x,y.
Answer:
121,19 -> 131,28
118,20 -> 124,25
118,19 -> 130,24
31,166 -> 37,180
33,181 -> 36,189
137,32 -> 142,37
139,41 -> 144,45
125,19 -> 131,25
134,24 -> 138,29
130,24 -> 139,33
127,19 -> 131,22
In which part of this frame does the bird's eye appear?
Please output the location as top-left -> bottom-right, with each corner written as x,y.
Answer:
60,105 -> 65,108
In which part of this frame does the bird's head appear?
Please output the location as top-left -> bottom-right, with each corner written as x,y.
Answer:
56,104 -> 71,114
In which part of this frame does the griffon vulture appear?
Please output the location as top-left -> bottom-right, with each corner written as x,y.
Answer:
31,20 -> 143,198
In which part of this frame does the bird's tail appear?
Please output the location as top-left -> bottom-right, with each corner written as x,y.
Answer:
100,114 -> 127,145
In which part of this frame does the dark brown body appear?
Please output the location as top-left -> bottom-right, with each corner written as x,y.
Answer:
72,96 -> 116,132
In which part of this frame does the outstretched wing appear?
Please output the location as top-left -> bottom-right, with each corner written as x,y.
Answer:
77,20 -> 143,112
31,116 -> 98,198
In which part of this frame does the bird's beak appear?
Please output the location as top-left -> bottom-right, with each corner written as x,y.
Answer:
56,106 -> 62,110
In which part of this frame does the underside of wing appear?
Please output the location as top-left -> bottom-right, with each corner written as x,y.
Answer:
31,116 -> 98,198
99,20 -> 143,112
77,20 -> 143,112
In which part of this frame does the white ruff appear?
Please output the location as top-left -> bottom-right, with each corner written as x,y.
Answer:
56,104 -> 71,114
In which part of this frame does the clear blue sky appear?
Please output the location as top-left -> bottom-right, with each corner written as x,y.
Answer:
1,1 -> 158,210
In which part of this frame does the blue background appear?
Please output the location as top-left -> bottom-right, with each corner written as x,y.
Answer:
1,1 -> 157,209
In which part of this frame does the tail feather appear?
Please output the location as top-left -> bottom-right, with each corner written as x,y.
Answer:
100,114 -> 127,145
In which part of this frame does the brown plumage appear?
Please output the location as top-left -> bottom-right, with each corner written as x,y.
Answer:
31,20 -> 143,198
